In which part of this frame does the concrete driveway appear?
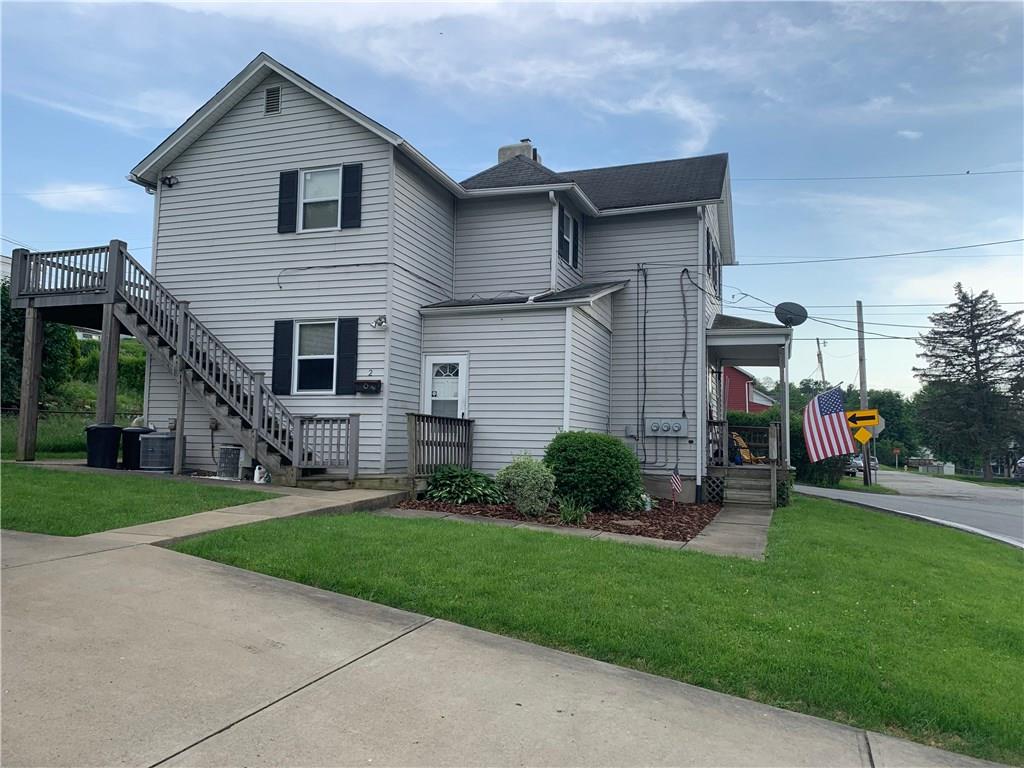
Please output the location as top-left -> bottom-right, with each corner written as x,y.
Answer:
799,469 -> 1024,547
1,529 -> 1002,767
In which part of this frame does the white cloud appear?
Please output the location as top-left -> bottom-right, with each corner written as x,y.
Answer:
16,88 -> 201,135
896,129 -> 923,140
593,87 -> 717,155
26,183 -> 136,213
795,192 -> 936,220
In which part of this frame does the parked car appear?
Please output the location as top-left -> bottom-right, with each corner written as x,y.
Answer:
849,455 -> 879,475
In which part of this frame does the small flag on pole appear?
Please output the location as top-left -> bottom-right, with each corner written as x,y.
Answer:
670,464 -> 683,504
803,387 -> 857,462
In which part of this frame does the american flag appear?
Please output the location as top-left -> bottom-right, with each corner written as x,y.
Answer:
670,465 -> 683,498
803,387 -> 857,462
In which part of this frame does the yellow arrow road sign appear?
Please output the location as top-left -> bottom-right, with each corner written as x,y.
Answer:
846,409 -> 880,428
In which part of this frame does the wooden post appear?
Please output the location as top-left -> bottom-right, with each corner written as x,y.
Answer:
465,419 -> 474,469
15,305 -> 44,461
175,300 -> 190,357
96,302 -> 121,423
406,413 -> 417,479
347,414 -> 360,481
769,422 -> 779,508
172,361 -> 187,475
10,248 -> 28,304
292,415 -> 303,469
105,239 -> 126,302
252,372 -> 265,455
778,344 -> 790,468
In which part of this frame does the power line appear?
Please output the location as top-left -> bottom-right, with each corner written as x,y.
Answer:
2,185 -> 129,196
732,303 -> 933,329
733,169 -> 1023,181
738,239 -> 1023,266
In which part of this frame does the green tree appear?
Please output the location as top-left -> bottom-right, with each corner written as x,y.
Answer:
913,283 -> 1023,478
0,280 -> 79,408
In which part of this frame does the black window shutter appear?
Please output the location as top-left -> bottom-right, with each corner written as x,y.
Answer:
558,204 -> 569,261
272,320 -> 294,395
277,171 -> 298,234
336,317 -> 359,395
571,218 -> 580,268
341,164 -> 363,228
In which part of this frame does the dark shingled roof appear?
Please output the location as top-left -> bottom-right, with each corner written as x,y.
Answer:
423,280 -> 627,310
461,153 -> 728,211
461,155 -> 570,189
711,314 -> 788,331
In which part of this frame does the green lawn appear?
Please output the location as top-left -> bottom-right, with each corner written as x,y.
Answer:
172,497 -> 1024,765
1,464 -> 276,536
947,474 -> 1021,489
837,476 -> 900,494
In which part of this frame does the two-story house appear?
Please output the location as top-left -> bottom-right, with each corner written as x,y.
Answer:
11,53 -> 792,502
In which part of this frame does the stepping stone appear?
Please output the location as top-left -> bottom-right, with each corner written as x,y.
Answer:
610,519 -> 643,528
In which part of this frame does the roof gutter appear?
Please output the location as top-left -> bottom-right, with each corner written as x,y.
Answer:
595,197 -> 723,217
420,297 -> 594,317
462,183 -> 599,216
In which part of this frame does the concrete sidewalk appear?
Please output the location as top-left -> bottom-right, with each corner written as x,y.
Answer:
1,529 -> 1002,767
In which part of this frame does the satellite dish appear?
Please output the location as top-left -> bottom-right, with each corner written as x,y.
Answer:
775,302 -> 808,327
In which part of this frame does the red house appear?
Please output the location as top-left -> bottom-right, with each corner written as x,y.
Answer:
723,366 -> 776,413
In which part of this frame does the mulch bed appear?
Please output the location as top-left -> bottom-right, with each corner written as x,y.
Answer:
395,497 -> 721,543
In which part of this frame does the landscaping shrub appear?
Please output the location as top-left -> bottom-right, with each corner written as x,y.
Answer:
557,496 -> 590,525
424,465 -> 504,505
495,454 -> 555,517
544,431 -> 643,511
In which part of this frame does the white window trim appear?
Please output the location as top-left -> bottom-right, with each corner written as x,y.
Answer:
560,206 -> 583,273
421,353 -> 469,419
293,319 -> 337,395
298,166 -> 342,232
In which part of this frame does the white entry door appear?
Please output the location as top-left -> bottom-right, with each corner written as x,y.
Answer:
422,354 -> 468,418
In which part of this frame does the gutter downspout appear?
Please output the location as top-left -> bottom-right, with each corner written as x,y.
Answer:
696,207 -> 707,502
549,191 -> 558,291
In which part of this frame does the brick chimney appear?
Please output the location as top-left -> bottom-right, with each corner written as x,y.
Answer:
498,138 -> 541,164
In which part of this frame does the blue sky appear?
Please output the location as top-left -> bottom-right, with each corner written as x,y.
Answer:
3,1 -> 1022,394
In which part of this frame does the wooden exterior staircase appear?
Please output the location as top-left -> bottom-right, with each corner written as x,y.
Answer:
10,241 -> 357,485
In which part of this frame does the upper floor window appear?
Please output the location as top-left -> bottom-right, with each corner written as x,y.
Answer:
301,168 -> 342,230
558,204 -> 583,271
278,164 -> 362,235
293,320 -> 337,393
706,229 -> 721,297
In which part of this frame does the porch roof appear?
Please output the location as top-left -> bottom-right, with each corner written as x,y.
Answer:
421,280 -> 628,313
707,313 -> 792,366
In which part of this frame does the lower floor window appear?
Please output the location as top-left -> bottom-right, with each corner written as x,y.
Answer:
294,321 -> 336,393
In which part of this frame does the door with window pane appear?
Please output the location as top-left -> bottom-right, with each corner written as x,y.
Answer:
422,354 -> 468,418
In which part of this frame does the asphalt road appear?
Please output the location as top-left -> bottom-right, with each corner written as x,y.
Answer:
798,470 -> 1024,547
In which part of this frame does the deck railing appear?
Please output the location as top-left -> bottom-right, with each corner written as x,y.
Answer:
407,413 -> 474,477
708,420 -> 784,468
11,244 -> 111,299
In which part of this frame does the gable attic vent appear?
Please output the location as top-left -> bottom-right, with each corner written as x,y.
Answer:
264,86 -> 282,115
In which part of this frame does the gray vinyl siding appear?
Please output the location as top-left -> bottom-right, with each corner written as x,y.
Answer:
583,209 -> 701,479
145,72 -> 391,474
454,195 -> 552,299
386,151 -> 456,473
581,293 -> 613,330
569,306 -> 611,432
422,309 -> 566,474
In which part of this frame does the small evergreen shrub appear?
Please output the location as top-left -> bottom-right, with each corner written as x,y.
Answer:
425,465 -> 504,505
544,431 -> 643,511
495,455 -> 555,517
557,496 -> 590,525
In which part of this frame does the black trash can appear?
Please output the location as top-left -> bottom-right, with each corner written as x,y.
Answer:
85,423 -> 123,469
122,426 -> 155,471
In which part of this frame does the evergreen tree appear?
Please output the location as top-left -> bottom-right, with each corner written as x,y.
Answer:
913,283 -> 1023,478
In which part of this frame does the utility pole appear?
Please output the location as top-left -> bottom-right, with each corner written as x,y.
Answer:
816,338 -> 827,388
856,300 -> 871,486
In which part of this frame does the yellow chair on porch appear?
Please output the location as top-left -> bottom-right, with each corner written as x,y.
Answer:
731,432 -> 767,464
